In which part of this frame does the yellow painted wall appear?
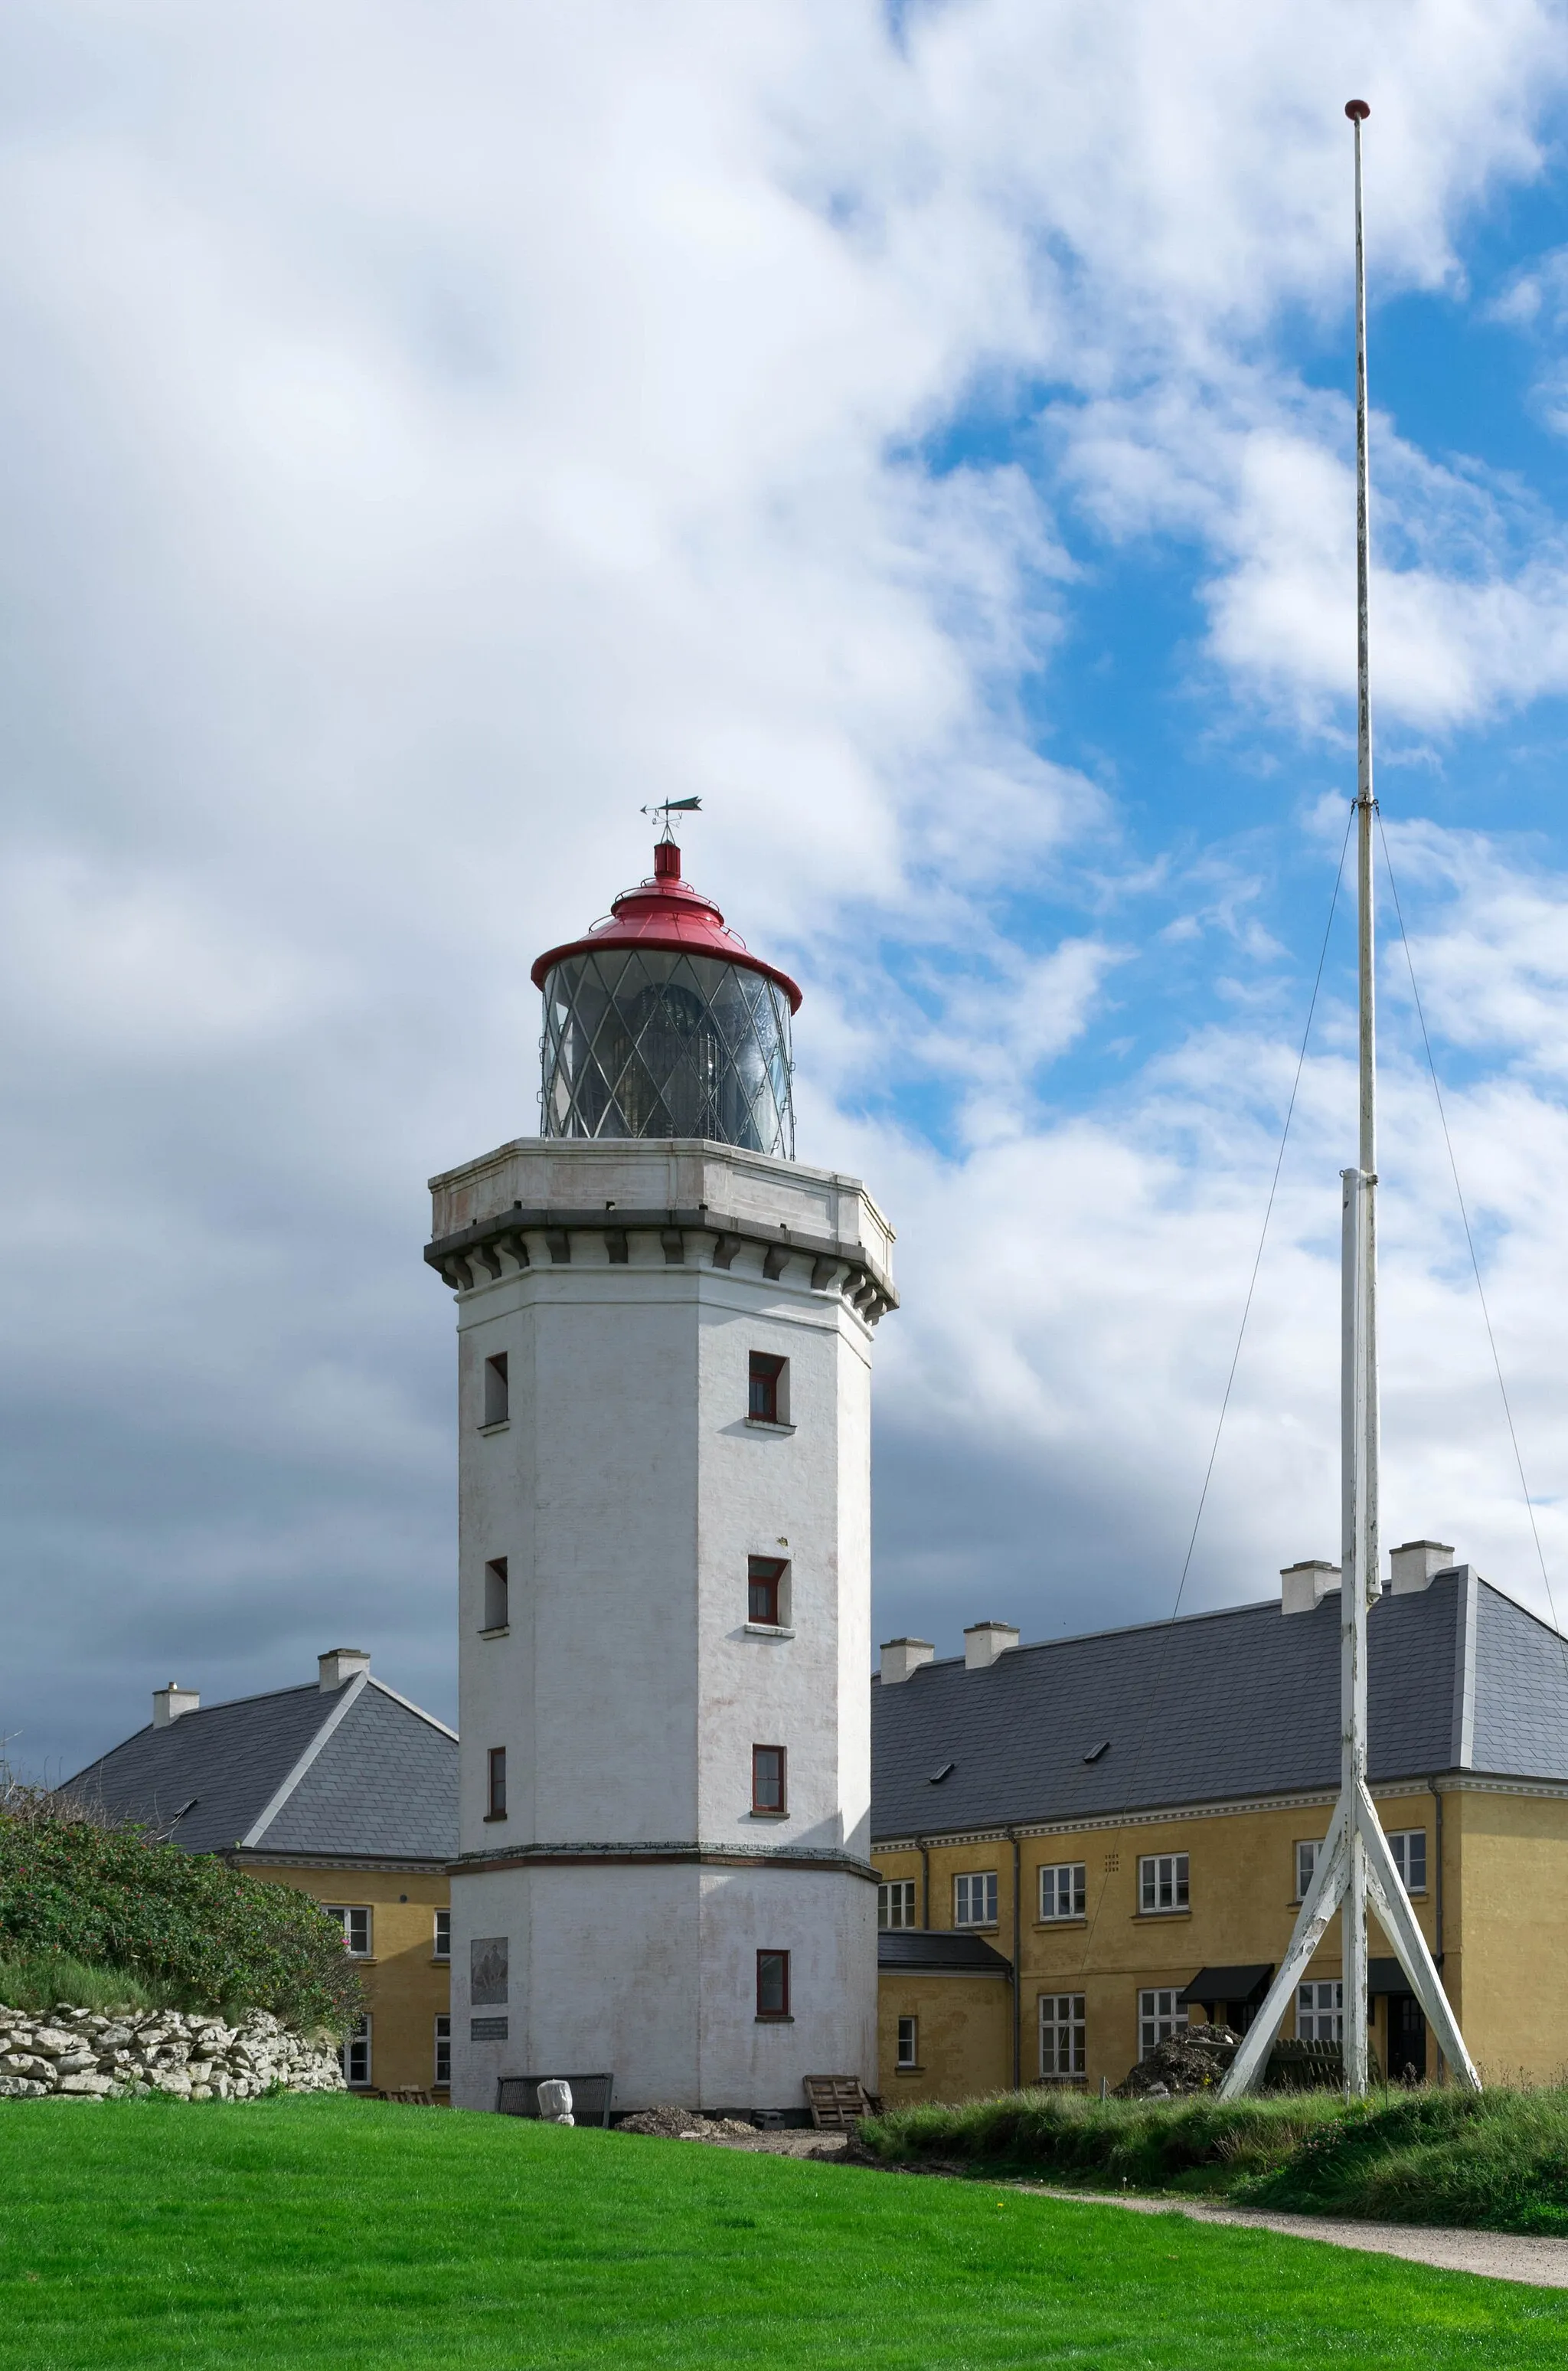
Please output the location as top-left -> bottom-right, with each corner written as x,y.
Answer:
252,1866 -> 451,2097
875,1785 -> 1468,2098
1439,1789 -> 1568,2082
877,1974 -> 1011,2104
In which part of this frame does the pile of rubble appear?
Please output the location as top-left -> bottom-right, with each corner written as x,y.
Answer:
0,2003 -> 347,2101
616,2104 -> 763,2140
1115,2025 -> 1243,2099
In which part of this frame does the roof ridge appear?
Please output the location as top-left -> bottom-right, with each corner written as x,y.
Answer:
367,1675 -> 459,1741
1474,1570 -> 1568,1648
880,1593 -> 1290,1676
237,1673 -> 369,1849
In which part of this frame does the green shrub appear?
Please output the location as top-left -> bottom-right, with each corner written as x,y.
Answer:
0,1797 -> 362,2033
1237,2084 -> 1568,2232
0,1951 -> 172,2016
858,2082 -> 1568,2232
860,2085 -> 1344,2192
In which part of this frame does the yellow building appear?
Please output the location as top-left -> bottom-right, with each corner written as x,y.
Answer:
872,1557 -> 1568,2099
67,1647 -> 456,2099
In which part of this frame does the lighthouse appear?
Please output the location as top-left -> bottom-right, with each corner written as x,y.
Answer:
426,816 -> 896,2115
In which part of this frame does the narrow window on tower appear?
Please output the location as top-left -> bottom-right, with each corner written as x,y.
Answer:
756,1950 -> 791,2019
747,1352 -> 789,1427
482,1353 -> 509,1428
751,1745 -> 787,1817
486,1748 -> 507,1820
483,1558 -> 509,1634
747,1556 -> 789,1629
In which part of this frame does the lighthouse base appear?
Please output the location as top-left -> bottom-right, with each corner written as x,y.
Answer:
449,1858 -> 877,2115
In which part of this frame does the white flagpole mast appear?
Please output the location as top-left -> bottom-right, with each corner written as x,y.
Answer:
1220,103 -> 1480,2101
1341,88 -> 1377,2101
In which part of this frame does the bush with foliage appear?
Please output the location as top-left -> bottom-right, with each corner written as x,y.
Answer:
0,1790 -> 362,2032
858,2080 -> 1568,2232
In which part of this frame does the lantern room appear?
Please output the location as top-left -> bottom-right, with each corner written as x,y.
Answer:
531,834 -> 801,1157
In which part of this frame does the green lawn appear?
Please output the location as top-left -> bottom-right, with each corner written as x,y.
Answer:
2,2097 -> 1566,2370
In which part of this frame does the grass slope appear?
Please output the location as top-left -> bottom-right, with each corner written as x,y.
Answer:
861,2087 -> 1568,2233
2,2097 -> 1567,2370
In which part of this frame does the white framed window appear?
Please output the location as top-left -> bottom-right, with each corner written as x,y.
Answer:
1388,1830 -> 1427,1895
1038,1862 -> 1086,1921
341,2013 -> 371,2088
1298,1981 -> 1342,2042
1138,1854 -> 1188,1914
326,1905 -> 372,1958
434,2014 -> 451,2088
1039,1993 -> 1086,2080
1138,1989 -> 1187,2057
878,1880 -> 916,1931
1295,1840 -> 1319,1901
433,1908 -> 451,1960
953,1872 -> 998,1928
896,2015 -> 918,2068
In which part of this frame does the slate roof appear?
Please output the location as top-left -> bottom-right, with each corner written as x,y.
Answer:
877,1931 -> 1012,1976
871,1570 -> 1568,1843
65,1673 -> 458,1864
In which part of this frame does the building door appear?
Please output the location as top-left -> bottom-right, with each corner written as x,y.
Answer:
1388,1994 -> 1426,2083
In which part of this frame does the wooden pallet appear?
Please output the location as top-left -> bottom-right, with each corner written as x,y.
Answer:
803,2075 -> 873,2132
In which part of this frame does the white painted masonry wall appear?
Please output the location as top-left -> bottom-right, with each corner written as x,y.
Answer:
437,1139 -> 890,2112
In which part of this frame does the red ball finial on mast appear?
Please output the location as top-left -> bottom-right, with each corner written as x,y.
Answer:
1345,100 -> 1370,121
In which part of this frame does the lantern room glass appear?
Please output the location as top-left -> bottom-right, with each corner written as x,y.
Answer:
539,946 -> 795,1157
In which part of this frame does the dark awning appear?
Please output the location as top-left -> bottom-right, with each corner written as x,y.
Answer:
1178,1964 -> 1273,2009
1368,1957 -> 1429,1997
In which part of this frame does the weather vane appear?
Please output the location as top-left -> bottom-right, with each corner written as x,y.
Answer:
640,796 -> 702,844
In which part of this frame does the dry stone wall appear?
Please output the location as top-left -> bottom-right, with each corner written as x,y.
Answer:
0,2004 -> 347,2100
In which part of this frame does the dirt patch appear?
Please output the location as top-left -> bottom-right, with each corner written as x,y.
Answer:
616,2105 -> 768,2141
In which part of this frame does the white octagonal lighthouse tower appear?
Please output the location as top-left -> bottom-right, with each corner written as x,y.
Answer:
426,822 -> 896,2116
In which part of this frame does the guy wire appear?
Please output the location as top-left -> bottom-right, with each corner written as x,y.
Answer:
1375,811 -> 1566,1648
1078,800 -> 1357,1974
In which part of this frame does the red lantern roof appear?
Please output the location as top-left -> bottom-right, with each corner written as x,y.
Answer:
530,839 -> 803,1012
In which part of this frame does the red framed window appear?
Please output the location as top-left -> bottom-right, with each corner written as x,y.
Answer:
756,1950 -> 790,2019
486,1748 -> 507,1820
752,1745 -> 786,1815
748,1353 -> 785,1424
748,1556 -> 786,1627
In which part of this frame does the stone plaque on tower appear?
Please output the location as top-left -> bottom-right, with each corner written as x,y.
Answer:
425,816 -> 895,2115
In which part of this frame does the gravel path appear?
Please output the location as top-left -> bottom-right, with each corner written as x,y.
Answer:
1024,2186 -> 1568,2289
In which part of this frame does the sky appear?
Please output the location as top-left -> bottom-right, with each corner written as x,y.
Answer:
8,0 -> 1568,1776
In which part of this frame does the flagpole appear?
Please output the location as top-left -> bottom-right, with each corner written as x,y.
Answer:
1341,90 -> 1376,2102
1217,103 -> 1480,2101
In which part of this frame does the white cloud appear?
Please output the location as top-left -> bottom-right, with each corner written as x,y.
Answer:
3,2 -> 1568,1769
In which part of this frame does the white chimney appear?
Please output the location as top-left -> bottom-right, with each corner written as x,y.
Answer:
1281,1562 -> 1341,1617
880,1637 -> 935,1686
1390,1540 -> 1456,1595
964,1620 -> 1020,1670
318,1648 -> 371,1692
152,1683 -> 199,1728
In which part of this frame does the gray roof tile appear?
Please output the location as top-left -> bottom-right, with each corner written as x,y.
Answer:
871,1574 -> 1566,1840
65,1676 -> 456,1862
